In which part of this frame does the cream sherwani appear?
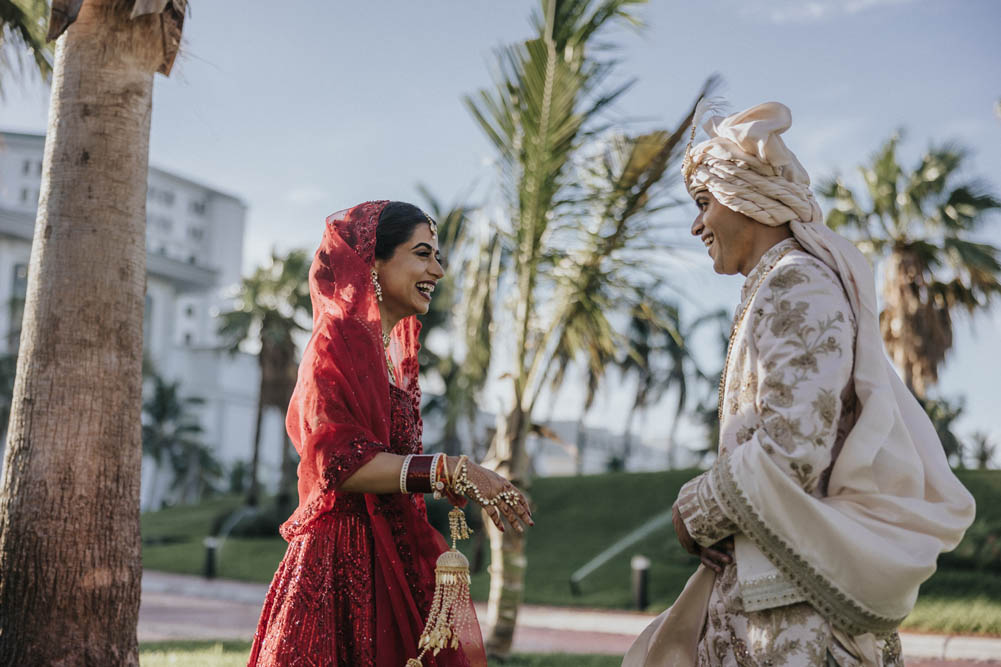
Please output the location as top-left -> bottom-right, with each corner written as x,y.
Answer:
675,239 -> 903,667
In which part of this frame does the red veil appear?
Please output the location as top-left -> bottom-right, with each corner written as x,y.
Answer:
281,201 -> 485,666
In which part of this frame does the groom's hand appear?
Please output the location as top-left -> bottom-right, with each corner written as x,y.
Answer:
699,538 -> 733,575
673,505 -> 732,574
672,505 -> 699,555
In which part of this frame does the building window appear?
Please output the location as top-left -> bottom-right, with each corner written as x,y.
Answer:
20,188 -> 29,203
8,263 -> 28,350
184,332 -> 193,345
36,161 -> 42,176
185,305 -> 195,318
147,186 -> 176,207
189,200 -> 206,216
148,215 -> 173,233
188,255 -> 197,264
187,226 -> 204,241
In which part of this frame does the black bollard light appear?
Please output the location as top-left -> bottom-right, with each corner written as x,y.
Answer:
630,554 -> 650,610
203,536 -> 219,579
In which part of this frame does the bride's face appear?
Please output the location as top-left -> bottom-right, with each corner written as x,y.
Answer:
373,223 -> 444,318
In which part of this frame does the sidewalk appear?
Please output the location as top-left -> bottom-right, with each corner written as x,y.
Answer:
141,571 -> 1001,664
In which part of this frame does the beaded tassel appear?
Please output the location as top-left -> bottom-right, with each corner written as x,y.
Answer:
405,508 -> 473,666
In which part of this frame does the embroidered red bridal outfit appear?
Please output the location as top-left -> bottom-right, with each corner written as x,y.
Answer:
248,202 -> 485,666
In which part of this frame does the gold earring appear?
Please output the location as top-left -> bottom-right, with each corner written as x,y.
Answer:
371,269 -> 383,302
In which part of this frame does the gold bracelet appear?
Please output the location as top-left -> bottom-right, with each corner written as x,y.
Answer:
451,457 -> 519,508
431,453 -> 445,499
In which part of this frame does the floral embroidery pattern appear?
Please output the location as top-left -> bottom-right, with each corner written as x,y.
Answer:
677,241 -> 903,665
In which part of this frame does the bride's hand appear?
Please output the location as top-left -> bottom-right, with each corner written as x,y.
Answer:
450,458 -> 534,534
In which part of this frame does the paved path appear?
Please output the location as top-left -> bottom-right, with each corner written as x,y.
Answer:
141,571 -> 1001,664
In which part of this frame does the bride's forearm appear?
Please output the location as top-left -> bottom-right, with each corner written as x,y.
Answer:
338,453 -> 406,494
338,453 -> 459,495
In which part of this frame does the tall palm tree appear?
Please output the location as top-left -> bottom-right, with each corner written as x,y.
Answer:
0,0 -> 51,94
414,187 -> 496,458
919,395 -> 965,468
820,135 -> 1001,398
463,0 -> 717,652
142,373 -> 218,507
618,301 -> 726,468
968,431 -> 997,470
218,248 -> 311,508
0,1 -> 186,663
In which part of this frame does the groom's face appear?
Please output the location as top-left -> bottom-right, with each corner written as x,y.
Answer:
690,189 -> 758,276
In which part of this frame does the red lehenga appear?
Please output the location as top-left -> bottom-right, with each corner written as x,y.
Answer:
248,202 -> 486,667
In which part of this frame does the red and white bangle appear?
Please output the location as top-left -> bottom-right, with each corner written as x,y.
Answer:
405,455 -> 435,494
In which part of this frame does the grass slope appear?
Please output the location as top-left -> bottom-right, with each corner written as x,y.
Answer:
141,470 -> 1001,635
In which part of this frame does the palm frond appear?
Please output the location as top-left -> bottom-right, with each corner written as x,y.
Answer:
0,0 -> 51,96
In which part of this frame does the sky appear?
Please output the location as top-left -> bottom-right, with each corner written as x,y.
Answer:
2,0 -> 1000,461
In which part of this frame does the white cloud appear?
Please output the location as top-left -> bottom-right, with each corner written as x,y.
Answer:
735,0 -> 917,24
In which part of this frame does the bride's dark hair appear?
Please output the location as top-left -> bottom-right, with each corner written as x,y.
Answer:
375,201 -> 433,260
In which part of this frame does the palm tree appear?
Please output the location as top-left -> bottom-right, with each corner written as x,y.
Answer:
919,395 -> 965,468
618,301 -> 726,469
0,2 -> 185,663
218,248 -> 311,509
142,373 -> 218,507
968,431 -> 996,470
820,135 -> 1001,398
463,0 -> 717,652
414,187 -> 495,458
0,0 -> 51,94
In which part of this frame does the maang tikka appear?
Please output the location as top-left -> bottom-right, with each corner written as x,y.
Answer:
371,268 -> 383,302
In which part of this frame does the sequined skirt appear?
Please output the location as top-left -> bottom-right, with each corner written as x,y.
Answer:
248,502 -> 377,666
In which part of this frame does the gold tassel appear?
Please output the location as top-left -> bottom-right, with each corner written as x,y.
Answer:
406,507 -> 473,666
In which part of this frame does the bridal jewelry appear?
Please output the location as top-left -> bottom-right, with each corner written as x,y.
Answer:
422,211 -> 438,237
450,455 -> 520,509
382,331 -> 395,381
399,454 -> 414,494
407,502 -> 473,666
371,268 -> 383,301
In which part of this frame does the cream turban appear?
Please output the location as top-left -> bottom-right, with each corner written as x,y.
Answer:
684,101 -> 823,227
682,102 -> 975,645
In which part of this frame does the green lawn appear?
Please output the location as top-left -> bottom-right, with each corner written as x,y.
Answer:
138,641 -> 620,666
141,469 -> 1001,635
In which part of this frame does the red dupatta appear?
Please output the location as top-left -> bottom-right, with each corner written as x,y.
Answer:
281,201 -> 485,666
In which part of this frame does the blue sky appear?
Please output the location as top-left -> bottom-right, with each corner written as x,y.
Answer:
3,0 -> 999,459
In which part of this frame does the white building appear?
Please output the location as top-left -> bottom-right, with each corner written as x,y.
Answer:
0,130 -> 285,508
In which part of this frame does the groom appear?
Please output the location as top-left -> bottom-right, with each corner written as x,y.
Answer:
643,102 -> 974,667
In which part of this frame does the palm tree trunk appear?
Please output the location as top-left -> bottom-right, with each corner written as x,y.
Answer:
0,4 -> 163,662
666,387 -> 685,469
277,431 -> 295,517
484,405 -> 530,656
484,509 -> 527,655
622,401 -> 639,469
246,371 -> 266,507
